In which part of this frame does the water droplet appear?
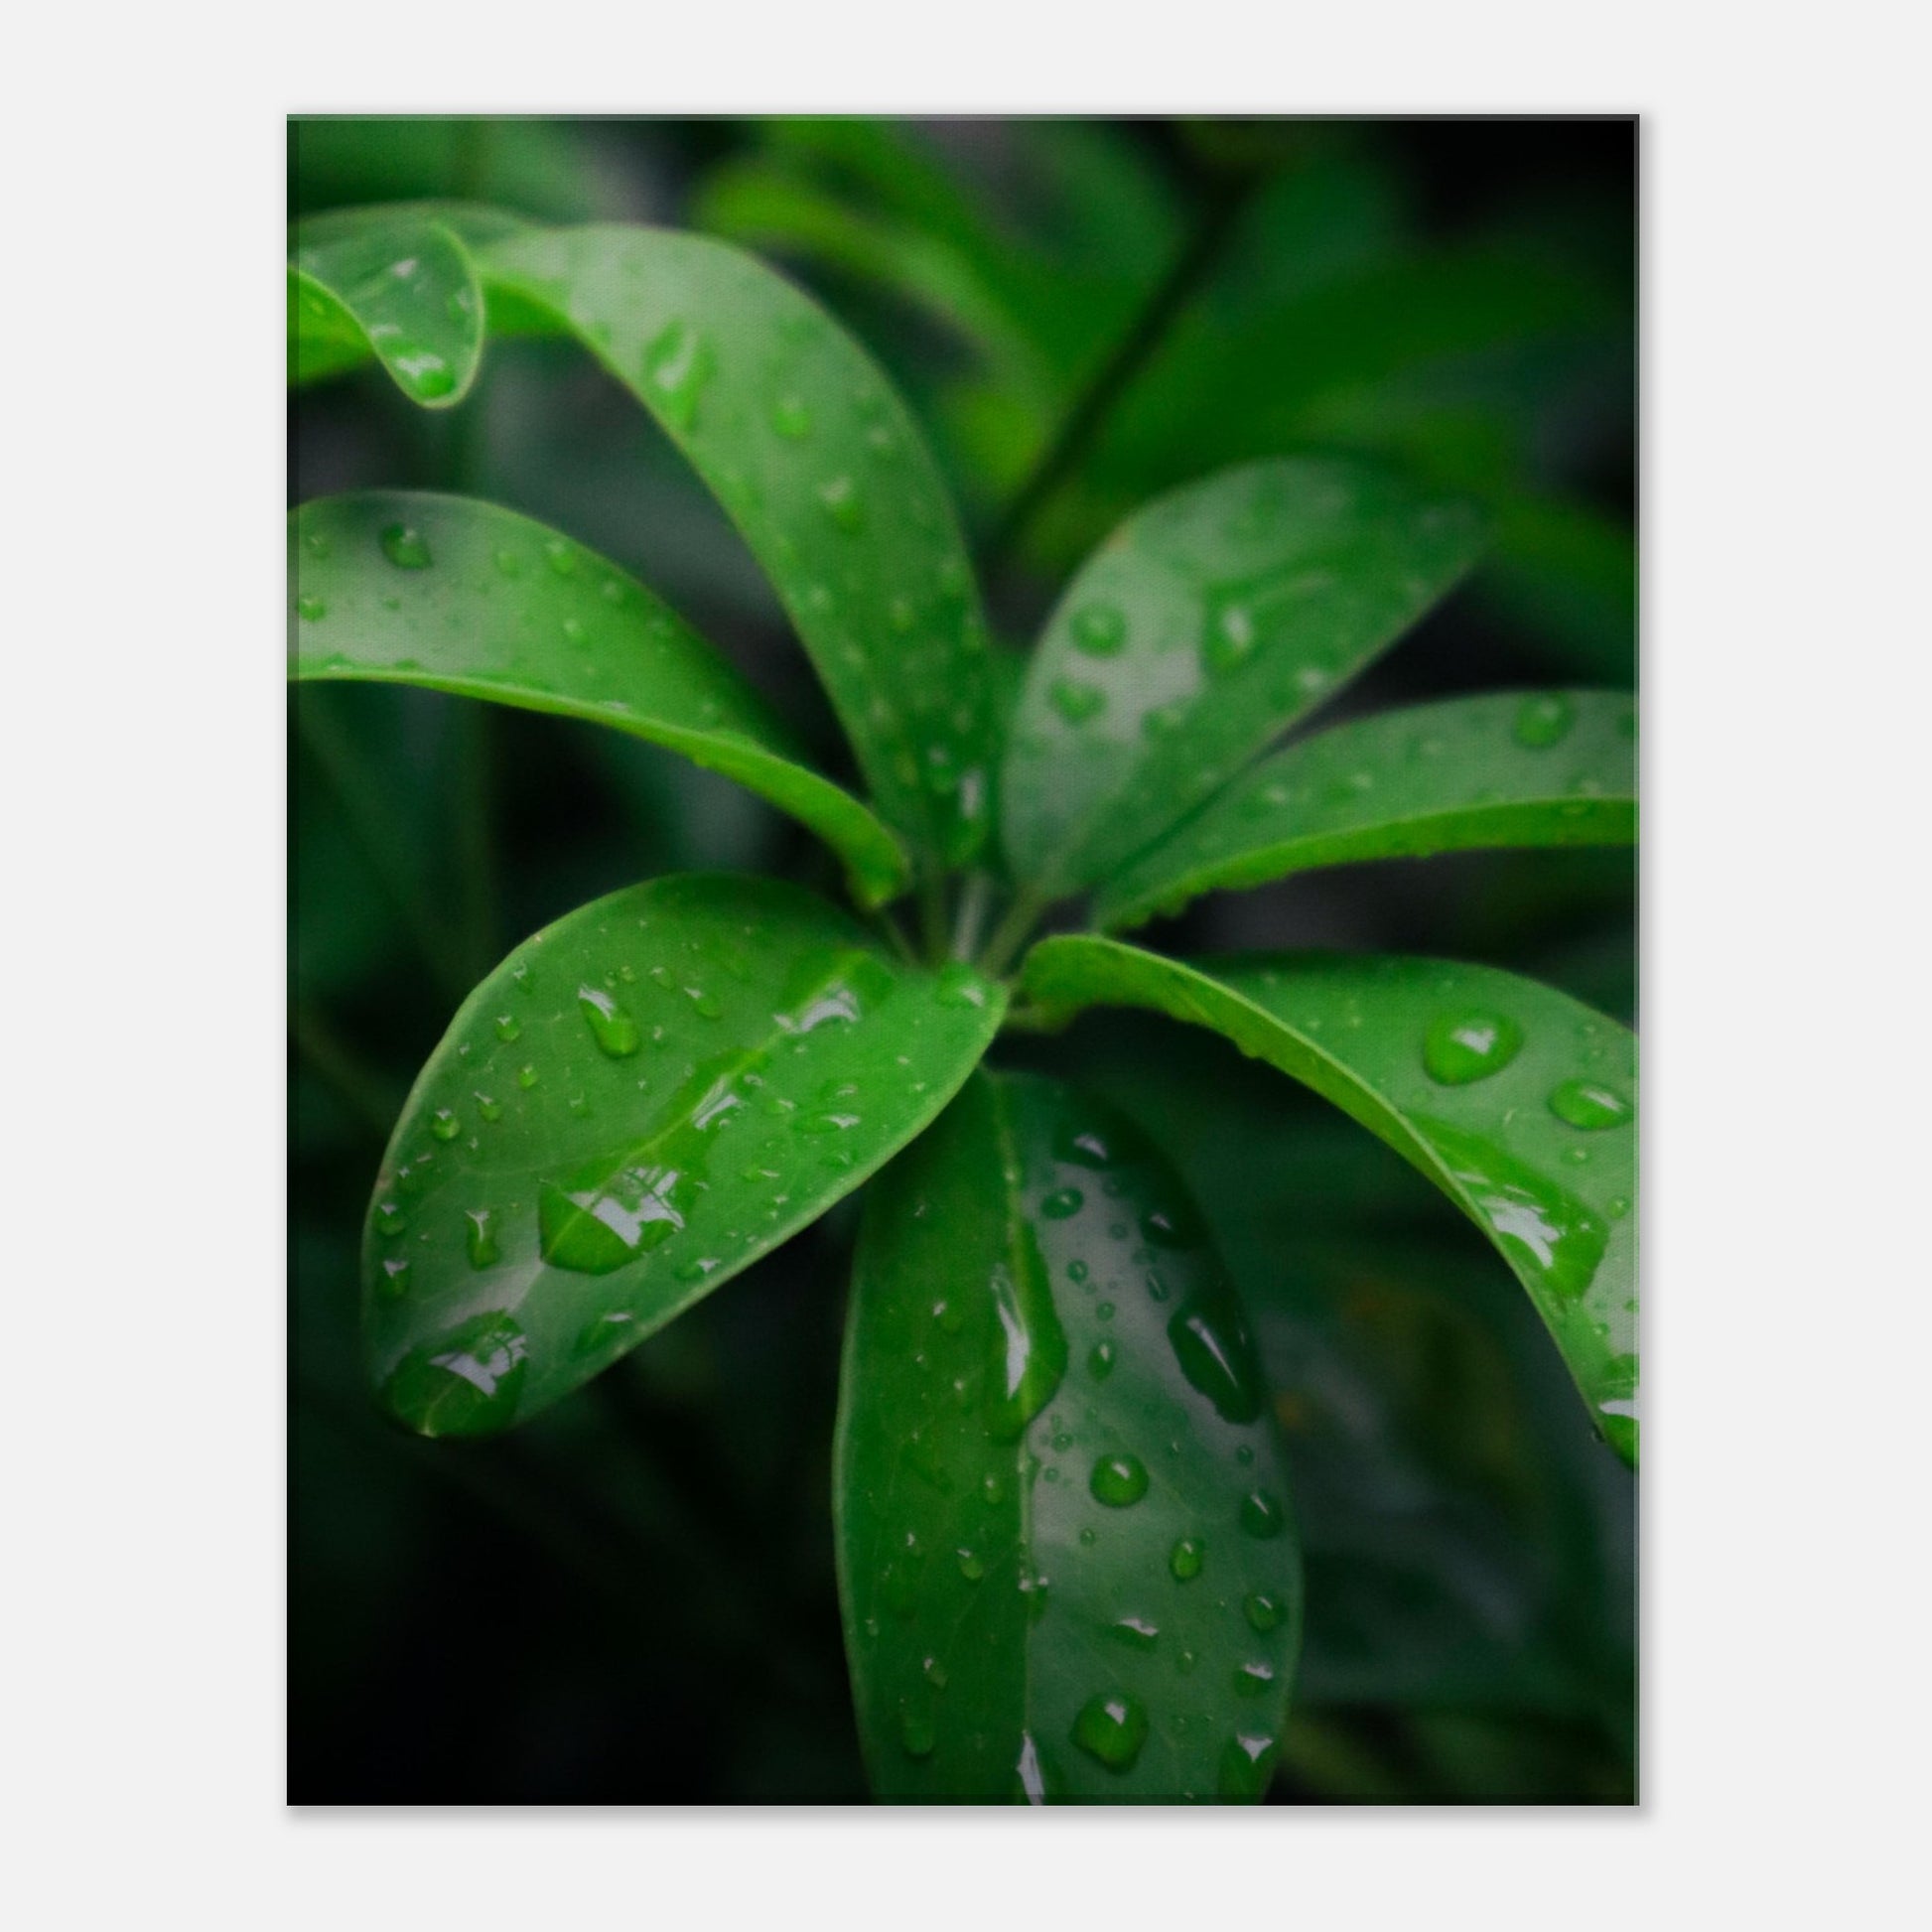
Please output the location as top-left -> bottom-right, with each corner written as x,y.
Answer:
578,984 -> 641,1057
1070,1692 -> 1149,1773
561,616 -> 588,645
1244,1591 -> 1286,1633
1139,1202 -> 1202,1250
1204,603 -> 1257,675
1110,1616 -> 1159,1650
1423,1009 -> 1524,1085
1040,1186 -> 1083,1220
1234,1660 -> 1276,1698
1167,1294 -> 1264,1423
897,1706 -> 937,1759
373,1200 -> 406,1236
379,1311 -> 527,1437
1218,1733 -> 1278,1800
465,1207 -> 500,1270
1549,1077 -> 1634,1131
296,594 -> 327,621
641,319 -> 712,432
1240,1490 -> 1287,1539
984,1236 -> 1068,1441
1423,1116 -> 1609,1298
1053,1124 -> 1114,1169
494,1015 -> 521,1043
1070,603 -> 1127,657
956,1549 -> 985,1582
1049,678 -> 1106,727
1171,1538 -> 1205,1582
1090,1452 -> 1149,1507
377,1256 -> 411,1300
1066,1260 -> 1090,1286
817,475 -> 864,532
379,522 -> 432,570
476,1093 -> 503,1124
1514,693 -> 1577,748
922,1656 -> 949,1691
934,962 -> 991,1010
428,1107 -> 460,1143
1607,1194 -> 1631,1220
516,1063 -> 539,1090
770,394 -> 812,439
1087,1339 -> 1115,1381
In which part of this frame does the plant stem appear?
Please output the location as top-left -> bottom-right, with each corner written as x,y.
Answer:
980,172 -> 1258,581
916,869 -> 951,965
949,872 -> 995,961
977,888 -> 1046,981
868,905 -> 917,964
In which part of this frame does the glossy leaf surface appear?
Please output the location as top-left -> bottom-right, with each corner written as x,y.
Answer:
837,1071 -> 1302,1801
365,876 -> 1004,1438
477,224 -> 999,871
1020,940 -> 1637,1464
290,491 -> 909,907
1096,690 -> 1637,930
1000,458 -> 1487,900
289,208 -> 491,407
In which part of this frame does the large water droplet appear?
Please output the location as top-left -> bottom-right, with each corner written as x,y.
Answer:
578,984 -> 642,1057
1170,1537 -> 1205,1582
1090,1452 -> 1150,1507
428,1108 -> 460,1143
1234,1660 -> 1276,1698
1109,1616 -> 1160,1650
1548,1077 -> 1634,1131
984,1231 -> 1067,1442
1167,1294 -> 1264,1424
1069,1692 -> 1149,1773
934,962 -> 992,1011
1513,693 -> 1577,748
539,1164 -> 691,1274
379,522 -> 432,570
1423,1009 -> 1524,1085
1422,1116 -> 1609,1298
380,1311 -> 527,1437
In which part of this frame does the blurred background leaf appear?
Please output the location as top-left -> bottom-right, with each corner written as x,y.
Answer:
291,114 -> 1634,1803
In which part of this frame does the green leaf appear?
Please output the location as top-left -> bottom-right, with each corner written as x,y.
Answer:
289,490 -> 909,908
1095,690 -> 1637,930
836,1070 -> 1302,1802
475,224 -> 1000,872
1000,457 -> 1487,901
1019,940 -> 1637,1465
288,208 -> 500,407
364,875 -> 1004,1439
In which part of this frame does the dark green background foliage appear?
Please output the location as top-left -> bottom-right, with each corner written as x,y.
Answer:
290,115 -> 1635,1802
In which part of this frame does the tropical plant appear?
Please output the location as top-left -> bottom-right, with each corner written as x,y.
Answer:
290,192 -> 1636,1803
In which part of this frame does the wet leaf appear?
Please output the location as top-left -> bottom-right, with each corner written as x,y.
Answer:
1096,689 -> 1636,930
1000,457 -> 1487,901
364,875 -> 1003,1438
288,205 -> 520,407
476,224 -> 1000,873
290,490 -> 909,907
836,1070 -> 1302,1801
1020,940 -> 1637,1464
